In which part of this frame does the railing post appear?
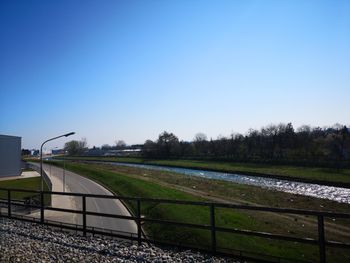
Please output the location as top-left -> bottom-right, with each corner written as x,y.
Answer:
40,191 -> 44,224
29,197 -> 32,213
210,203 -> 216,253
82,196 -> 86,236
137,199 -> 141,245
7,190 -> 11,218
318,215 -> 326,263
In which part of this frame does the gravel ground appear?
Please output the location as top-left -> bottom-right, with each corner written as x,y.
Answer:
0,218 -> 234,263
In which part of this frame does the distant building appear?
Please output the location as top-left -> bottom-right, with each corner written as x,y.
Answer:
21,149 -> 31,156
51,149 -> 65,155
84,147 -> 104,156
83,147 -> 141,157
31,149 -> 40,156
0,135 -> 21,177
103,149 -> 141,157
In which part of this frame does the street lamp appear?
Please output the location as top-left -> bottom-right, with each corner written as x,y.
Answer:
63,150 -> 68,192
49,147 -> 58,177
40,132 -> 75,191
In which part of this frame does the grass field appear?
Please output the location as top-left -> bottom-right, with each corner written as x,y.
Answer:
0,176 -> 47,201
53,156 -> 350,185
46,160 -> 350,263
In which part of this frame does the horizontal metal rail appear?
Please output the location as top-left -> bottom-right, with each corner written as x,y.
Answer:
0,188 -> 349,263
215,226 -> 319,245
1,187 -> 349,218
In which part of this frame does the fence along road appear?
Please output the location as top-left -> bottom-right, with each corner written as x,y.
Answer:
2,187 -> 350,263
30,162 -> 137,234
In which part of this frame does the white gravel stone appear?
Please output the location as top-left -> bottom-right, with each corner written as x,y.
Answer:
0,219 -> 235,263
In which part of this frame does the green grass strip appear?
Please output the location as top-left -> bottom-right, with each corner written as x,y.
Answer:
53,156 -> 350,185
50,161 -> 333,262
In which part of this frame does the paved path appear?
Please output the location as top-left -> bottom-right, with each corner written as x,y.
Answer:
30,163 -> 137,235
0,171 -> 39,181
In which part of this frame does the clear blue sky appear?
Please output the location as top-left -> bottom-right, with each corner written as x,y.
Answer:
1,0 -> 349,149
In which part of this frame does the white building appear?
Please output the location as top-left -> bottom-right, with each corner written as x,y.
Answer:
0,135 -> 21,177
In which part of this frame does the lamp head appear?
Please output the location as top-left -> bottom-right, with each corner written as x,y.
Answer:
64,132 -> 75,137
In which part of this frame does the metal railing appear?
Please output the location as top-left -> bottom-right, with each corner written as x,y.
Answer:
0,188 -> 349,263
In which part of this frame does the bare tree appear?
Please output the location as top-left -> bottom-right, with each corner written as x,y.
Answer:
64,138 -> 88,156
194,133 -> 207,142
101,144 -> 112,150
194,133 -> 208,156
115,140 -> 126,149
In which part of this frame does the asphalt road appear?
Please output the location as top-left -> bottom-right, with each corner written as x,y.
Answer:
31,163 -> 137,235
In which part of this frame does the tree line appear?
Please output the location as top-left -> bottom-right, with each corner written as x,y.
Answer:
61,123 -> 350,167
63,139 -> 137,155
142,123 -> 350,167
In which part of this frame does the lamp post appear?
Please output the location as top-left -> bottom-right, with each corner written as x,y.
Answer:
40,132 -> 75,191
63,150 -> 67,192
50,147 -> 58,176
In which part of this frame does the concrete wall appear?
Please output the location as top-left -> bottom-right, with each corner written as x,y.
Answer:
0,135 -> 21,177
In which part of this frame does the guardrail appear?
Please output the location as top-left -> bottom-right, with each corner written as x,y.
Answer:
26,163 -> 53,192
0,188 -> 349,263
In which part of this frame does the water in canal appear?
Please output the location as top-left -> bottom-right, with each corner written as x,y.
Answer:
105,162 -> 350,204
